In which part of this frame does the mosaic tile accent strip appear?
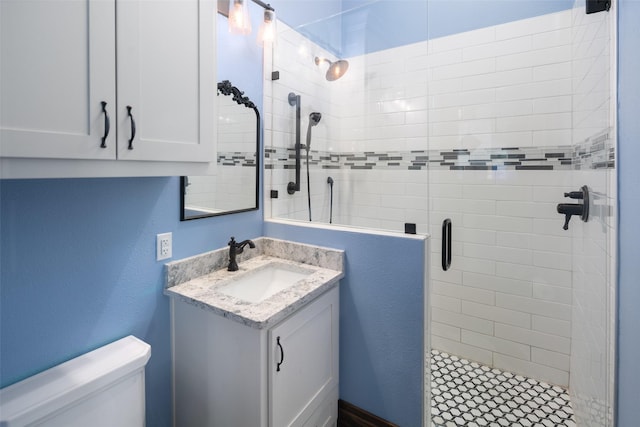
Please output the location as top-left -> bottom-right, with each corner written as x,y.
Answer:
218,151 -> 257,167
573,130 -> 615,170
430,350 -> 576,427
264,142 -> 614,172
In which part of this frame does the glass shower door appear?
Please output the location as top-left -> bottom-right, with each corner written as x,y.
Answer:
425,1 -> 615,426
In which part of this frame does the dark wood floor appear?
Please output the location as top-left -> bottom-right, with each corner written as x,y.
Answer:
337,400 -> 399,427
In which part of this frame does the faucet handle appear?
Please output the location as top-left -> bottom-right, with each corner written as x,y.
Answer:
228,236 -> 236,246
557,203 -> 585,230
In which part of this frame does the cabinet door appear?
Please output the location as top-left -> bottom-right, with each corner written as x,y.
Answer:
0,0 -> 116,160
269,288 -> 339,427
116,0 -> 215,162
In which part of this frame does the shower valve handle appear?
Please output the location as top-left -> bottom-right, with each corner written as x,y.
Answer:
557,186 -> 589,230
564,191 -> 584,199
557,204 -> 584,230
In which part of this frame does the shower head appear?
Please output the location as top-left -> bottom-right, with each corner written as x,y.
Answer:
315,57 -> 349,81
309,112 -> 322,126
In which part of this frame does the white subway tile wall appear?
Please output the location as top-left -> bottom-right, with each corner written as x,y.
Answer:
264,5 -> 614,424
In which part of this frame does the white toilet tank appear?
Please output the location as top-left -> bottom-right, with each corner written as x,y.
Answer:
0,335 -> 151,427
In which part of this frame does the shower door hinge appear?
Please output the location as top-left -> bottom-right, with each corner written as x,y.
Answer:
586,0 -> 611,14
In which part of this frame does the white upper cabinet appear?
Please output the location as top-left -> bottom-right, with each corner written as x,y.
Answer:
116,0 -> 215,162
0,0 -> 216,177
0,0 -> 117,160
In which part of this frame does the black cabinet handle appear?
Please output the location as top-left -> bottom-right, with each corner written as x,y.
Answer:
100,101 -> 110,148
276,336 -> 284,372
442,218 -> 452,271
126,105 -> 136,150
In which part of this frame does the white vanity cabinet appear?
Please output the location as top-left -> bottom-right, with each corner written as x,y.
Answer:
0,0 -> 215,178
171,286 -> 340,427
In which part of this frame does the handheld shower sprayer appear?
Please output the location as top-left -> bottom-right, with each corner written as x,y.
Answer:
309,111 -> 322,124
306,112 -> 322,151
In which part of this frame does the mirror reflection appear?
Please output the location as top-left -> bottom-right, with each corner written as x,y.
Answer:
181,80 -> 259,220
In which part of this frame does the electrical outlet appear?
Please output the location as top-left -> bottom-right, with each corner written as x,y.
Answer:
157,232 -> 172,261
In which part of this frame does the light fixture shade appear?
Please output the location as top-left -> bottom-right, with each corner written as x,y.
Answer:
257,9 -> 276,45
228,0 -> 251,35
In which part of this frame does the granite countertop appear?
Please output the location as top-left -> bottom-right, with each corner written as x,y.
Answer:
164,237 -> 344,329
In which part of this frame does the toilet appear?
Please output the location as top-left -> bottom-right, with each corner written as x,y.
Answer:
0,335 -> 151,427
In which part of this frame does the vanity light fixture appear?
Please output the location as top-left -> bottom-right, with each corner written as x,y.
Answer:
227,0 -> 276,44
228,0 -> 251,34
257,7 -> 276,45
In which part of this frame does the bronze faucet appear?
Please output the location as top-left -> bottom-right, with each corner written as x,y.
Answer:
227,236 -> 255,271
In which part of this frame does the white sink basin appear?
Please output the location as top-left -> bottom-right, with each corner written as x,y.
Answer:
218,263 -> 314,303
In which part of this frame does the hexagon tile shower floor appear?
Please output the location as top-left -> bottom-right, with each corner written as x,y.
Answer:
430,350 -> 576,426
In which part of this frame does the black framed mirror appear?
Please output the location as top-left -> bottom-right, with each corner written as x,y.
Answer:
180,80 -> 259,220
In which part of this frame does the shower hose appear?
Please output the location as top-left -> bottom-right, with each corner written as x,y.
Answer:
306,149 -> 311,221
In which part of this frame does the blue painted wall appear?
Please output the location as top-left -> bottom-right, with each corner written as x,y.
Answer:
265,221 -> 427,427
0,178 -> 262,426
426,0 -> 574,40
217,7 -> 265,105
616,0 -> 640,425
274,0 -> 574,57
272,0 -> 343,32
